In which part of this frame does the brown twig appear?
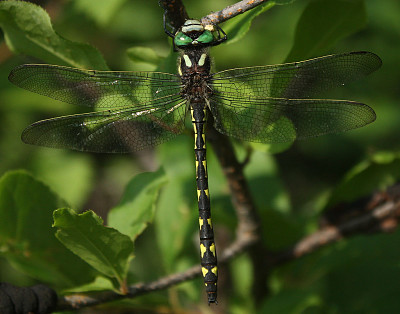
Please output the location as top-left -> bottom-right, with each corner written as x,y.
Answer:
270,184 -> 400,266
57,266 -> 201,310
202,0 -> 271,25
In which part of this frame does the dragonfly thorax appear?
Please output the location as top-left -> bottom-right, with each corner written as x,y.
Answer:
178,48 -> 211,75
178,48 -> 212,102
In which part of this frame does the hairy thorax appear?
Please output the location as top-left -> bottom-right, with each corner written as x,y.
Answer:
178,48 -> 213,104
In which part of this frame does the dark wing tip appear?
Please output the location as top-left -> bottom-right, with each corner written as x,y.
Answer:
360,102 -> 377,126
21,122 -> 38,145
350,51 -> 383,73
8,64 -> 23,84
8,64 -> 37,86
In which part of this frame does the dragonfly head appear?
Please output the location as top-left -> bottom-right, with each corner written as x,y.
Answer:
174,20 -> 226,48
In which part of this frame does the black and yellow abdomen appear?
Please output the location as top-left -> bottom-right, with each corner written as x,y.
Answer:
191,104 -> 218,303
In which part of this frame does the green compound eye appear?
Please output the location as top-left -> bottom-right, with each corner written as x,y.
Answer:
196,30 -> 214,44
174,32 -> 193,46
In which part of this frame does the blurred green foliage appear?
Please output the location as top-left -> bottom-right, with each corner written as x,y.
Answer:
0,0 -> 399,312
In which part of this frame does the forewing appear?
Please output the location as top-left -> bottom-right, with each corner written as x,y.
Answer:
211,52 -> 382,99
209,94 -> 376,143
8,64 -> 181,109
22,95 -> 187,153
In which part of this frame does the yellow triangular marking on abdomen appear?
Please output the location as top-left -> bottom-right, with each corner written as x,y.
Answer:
202,160 -> 207,175
199,218 -> 204,229
210,243 -> 216,256
200,243 -> 206,258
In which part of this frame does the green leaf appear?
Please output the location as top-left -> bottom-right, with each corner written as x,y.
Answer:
73,0 -> 128,27
108,168 -> 168,240
0,1 -> 108,69
155,137 -> 196,271
244,151 -> 302,249
286,0 -> 367,62
33,149 -> 94,208
326,151 -> 400,207
126,46 -> 162,66
0,170 -> 95,287
223,2 -> 276,45
53,208 -> 133,289
261,287 -> 322,313
250,139 -> 293,155
63,276 -> 115,293
229,254 -> 255,313
245,151 -> 290,214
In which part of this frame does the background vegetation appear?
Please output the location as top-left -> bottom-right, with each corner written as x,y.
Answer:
0,0 -> 399,312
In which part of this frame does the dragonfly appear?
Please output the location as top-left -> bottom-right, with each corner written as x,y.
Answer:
8,18 -> 381,304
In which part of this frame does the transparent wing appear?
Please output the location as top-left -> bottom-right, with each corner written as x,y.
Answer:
22,95 -> 187,153
209,94 -> 376,143
211,52 -> 382,99
209,51 -> 380,143
9,64 -> 182,109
